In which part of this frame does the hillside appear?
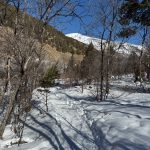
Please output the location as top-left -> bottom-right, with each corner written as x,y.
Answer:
0,2 -> 87,56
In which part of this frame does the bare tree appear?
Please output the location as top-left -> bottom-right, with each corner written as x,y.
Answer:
87,0 -> 124,101
138,27 -> 149,84
0,0 -> 83,139
0,26 -> 43,138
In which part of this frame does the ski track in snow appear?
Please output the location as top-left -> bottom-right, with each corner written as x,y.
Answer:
0,82 -> 150,150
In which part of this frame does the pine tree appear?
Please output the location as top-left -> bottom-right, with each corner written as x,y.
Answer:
119,0 -> 150,26
118,0 -> 150,38
66,52 -> 76,86
81,42 -> 101,86
40,65 -> 60,88
80,42 -> 96,82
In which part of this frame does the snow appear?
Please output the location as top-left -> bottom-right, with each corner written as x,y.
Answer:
66,33 -> 143,54
0,79 -> 150,150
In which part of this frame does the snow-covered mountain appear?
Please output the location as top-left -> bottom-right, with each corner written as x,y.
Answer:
66,33 -> 142,54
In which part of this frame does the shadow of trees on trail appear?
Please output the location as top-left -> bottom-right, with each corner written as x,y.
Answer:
24,116 -> 81,150
35,104 -> 95,144
21,103 -> 92,150
22,113 -> 83,150
20,86 -> 150,150
22,119 -> 59,150
91,121 -> 150,150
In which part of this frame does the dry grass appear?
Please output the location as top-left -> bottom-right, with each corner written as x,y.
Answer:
44,44 -> 83,65
0,26 -> 83,66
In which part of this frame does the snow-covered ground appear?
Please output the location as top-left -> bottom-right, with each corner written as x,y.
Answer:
0,80 -> 150,150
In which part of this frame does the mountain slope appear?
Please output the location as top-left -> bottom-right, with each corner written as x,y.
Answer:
66,33 -> 142,54
0,2 -> 87,55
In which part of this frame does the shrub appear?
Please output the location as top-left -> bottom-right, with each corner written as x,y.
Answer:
40,65 -> 60,88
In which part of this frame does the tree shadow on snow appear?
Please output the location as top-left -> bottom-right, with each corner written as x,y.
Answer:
106,100 -> 150,109
21,112 -> 83,150
61,92 -> 95,102
31,105 -> 98,149
91,121 -> 150,150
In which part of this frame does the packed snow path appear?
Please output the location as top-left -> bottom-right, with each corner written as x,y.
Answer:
0,85 -> 150,150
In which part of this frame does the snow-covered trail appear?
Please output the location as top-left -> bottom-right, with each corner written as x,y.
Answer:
82,91 -> 150,150
1,87 -> 98,150
1,85 -> 150,150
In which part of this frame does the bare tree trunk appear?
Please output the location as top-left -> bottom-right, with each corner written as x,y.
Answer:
0,85 -> 19,139
105,54 -> 110,99
100,50 -> 104,101
81,80 -> 84,93
139,50 -> 143,84
4,57 -> 11,93
7,57 -> 11,95
139,27 -> 148,85
14,1 -> 20,35
146,67 -> 150,81
0,56 -> 12,138
45,89 -> 48,112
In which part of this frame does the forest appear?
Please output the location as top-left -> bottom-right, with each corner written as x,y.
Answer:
0,0 -> 150,149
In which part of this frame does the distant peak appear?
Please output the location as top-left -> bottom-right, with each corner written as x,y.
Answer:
66,33 -> 83,36
66,33 -> 142,54
66,33 -> 86,38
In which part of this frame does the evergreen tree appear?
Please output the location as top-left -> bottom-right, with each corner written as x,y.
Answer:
40,65 -> 60,88
80,42 -> 100,83
65,52 -> 76,86
118,0 -> 150,37
119,0 -> 150,26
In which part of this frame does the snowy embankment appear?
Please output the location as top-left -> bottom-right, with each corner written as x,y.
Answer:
0,83 -> 150,150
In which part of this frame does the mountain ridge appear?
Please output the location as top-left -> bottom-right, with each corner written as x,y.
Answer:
66,33 -> 143,54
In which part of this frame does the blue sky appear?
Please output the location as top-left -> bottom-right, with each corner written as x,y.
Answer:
24,0 -> 144,46
54,18 -> 141,45
50,0 -> 143,46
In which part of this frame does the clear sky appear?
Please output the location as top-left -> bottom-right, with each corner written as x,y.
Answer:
50,0 -> 144,46
25,0 -> 145,46
54,17 -> 142,45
